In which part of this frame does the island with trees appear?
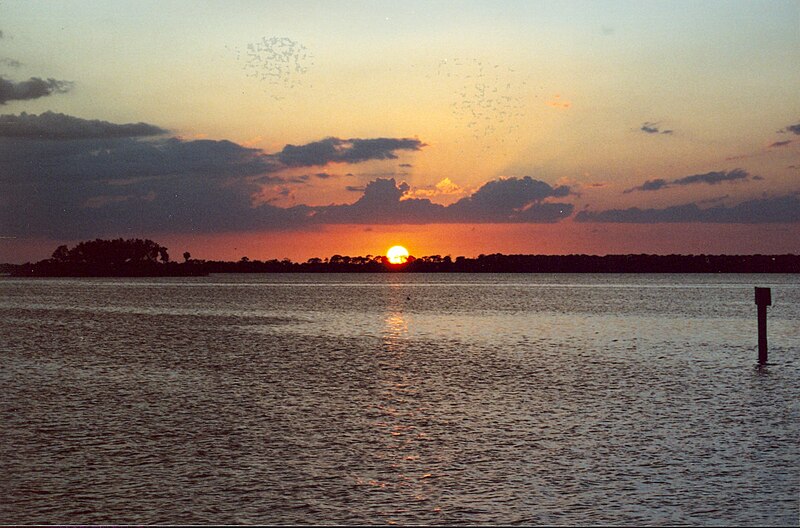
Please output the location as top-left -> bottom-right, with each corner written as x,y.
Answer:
3,238 -> 799,276
5,238 -> 207,277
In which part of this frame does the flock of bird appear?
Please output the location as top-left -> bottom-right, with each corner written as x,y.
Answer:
435,57 -> 529,142
232,37 -> 314,99
230,38 -> 533,139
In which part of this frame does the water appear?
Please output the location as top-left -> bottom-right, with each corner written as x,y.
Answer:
1,273 -> 798,525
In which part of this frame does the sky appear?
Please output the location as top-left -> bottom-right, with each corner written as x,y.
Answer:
1,0 -> 799,263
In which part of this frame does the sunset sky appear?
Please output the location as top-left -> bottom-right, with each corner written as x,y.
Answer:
2,0 -> 799,262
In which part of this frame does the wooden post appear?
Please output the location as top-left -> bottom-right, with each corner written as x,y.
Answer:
754,287 -> 771,364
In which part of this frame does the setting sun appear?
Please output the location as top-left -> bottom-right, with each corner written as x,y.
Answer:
386,245 -> 410,264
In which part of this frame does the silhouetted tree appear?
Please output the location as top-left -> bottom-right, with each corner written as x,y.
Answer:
52,245 -> 69,262
10,238 -> 205,277
59,238 -> 168,267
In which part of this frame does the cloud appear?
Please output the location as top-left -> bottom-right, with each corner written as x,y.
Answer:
0,112 -> 578,238
0,132 -> 292,236
0,111 -> 168,139
778,122 -> 800,135
286,172 -> 338,181
274,137 -> 425,167
434,178 -> 462,194
0,77 -> 73,104
315,177 -> 573,225
725,153 -> 753,161
697,195 -> 729,205
624,169 -> 752,193
575,194 -> 800,223
405,177 -> 465,200
315,179 -> 445,224
673,169 -> 750,186
640,121 -> 672,135
252,183 -> 298,205
448,176 -> 572,222
769,140 -> 792,148
0,58 -> 22,68
624,178 -> 669,193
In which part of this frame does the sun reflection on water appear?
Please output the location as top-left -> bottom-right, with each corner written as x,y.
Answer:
352,307 -> 444,522
384,312 -> 409,345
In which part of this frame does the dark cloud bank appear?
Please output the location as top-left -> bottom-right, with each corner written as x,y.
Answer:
0,112 -> 571,238
314,176 -> 573,226
576,194 -> 800,223
0,112 -> 167,138
2,112 -> 798,239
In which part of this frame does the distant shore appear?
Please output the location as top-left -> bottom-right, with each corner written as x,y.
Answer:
4,253 -> 799,277
3,262 -> 209,277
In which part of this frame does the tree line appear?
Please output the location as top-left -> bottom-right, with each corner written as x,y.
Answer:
202,253 -> 800,273
4,238 -> 799,276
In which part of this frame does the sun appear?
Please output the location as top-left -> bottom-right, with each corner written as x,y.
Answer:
386,245 -> 410,264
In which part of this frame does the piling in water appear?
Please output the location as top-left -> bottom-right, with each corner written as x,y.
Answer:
754,287 -> 771,364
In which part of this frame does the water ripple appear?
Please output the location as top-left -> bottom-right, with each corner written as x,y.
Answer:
1,274 -> 797,524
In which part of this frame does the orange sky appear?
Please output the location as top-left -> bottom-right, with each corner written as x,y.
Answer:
1,1 -> 799,263
155,223 -> 800,262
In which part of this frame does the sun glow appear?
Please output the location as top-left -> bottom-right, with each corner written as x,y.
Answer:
386,245 -> 410,264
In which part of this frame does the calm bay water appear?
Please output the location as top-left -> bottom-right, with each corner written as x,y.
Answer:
1,273 -> 798,525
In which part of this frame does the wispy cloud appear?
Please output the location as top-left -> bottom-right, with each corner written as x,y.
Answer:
672,169 -> 750,186
274,137 -> 425,167
0,77 -> 73,104
769,139 -> 792,148
624,179 -> 669,193
640,121 -> 673,135
624,169 -> 752,193
0,111 -> 167,138
0,58 -> 22,68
